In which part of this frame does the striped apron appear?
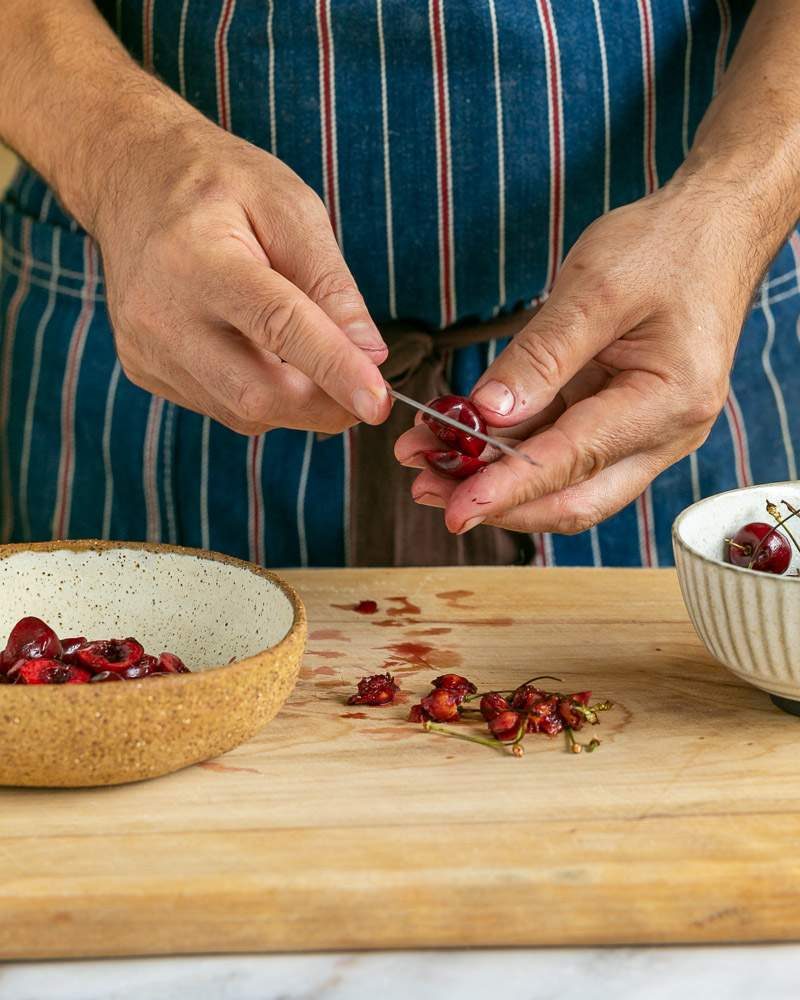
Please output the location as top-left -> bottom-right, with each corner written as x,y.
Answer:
3,0 -> 800,568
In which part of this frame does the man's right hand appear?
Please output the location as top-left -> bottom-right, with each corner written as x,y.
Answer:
94,118 -> 389,435
1,0 -> 389,436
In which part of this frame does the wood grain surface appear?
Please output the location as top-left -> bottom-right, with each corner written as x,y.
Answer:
4,567 -> 800,958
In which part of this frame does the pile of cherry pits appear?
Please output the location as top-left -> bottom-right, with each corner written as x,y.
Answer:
348,670 -> 613,756
0,616 -> 190,685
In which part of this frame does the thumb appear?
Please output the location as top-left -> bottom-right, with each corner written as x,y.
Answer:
262,189 -> 388,362
470,285 -> 619,426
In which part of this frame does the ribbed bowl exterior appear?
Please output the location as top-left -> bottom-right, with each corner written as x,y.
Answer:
674,528 -> 800,699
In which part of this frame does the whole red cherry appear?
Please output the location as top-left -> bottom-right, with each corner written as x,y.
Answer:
422,395 -> 487,458
726,522 -> 791,575
424,450 -> 488,480
3,616 -> 63,664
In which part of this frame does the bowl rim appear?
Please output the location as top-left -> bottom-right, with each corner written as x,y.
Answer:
672,480 -> 800,583
0,538 -> 307,691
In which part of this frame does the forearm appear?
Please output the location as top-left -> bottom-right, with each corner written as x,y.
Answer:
673,0 -> 800,276
0,0 -> 195,235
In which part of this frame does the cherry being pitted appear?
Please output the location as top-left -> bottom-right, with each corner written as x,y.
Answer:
0,616 -> 190,685
423,449 -> 488,479
422,394 -> 486,457
421,394 -> 491,479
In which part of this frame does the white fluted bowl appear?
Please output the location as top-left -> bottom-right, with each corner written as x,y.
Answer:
673,482 -> 800,710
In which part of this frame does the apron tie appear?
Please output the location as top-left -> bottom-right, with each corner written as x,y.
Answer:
348,305 -> 540,567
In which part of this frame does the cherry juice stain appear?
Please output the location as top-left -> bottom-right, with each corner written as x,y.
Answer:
341,711 -> 368,719
331,601 -> 378,614
309,628 -> 349,642
369,619 -> 420,628
436,589 -> 475,607
198,761 -> 261,775
305,649 -> 346,659
382,640 -> 462,672
386,595 -> 422,617
299,665 -> 337,679
405,627 -> 452,637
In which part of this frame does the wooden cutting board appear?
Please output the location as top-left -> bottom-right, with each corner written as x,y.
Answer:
4,567 -> 800,959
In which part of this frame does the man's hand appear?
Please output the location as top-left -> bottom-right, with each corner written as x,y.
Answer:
396,184 -> 749,533
1,0 -> 390,436
96,121 -> 390,434
396,0 -> 800,536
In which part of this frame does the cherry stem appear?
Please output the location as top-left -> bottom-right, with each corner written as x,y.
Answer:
767,500 -> 800,556
423,721 -> 517,756
565,727 -> 601,754
724,539 -> 749,554
747,504 -> 800,569
462,675 -> 564,704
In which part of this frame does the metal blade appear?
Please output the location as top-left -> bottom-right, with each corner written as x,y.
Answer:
389,388 -> 538,466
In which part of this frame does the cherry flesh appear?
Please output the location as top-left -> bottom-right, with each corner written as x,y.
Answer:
726,522 -> 791,575
422,395 -> 486,458
3,616 -> 62,664
347,672 -> 399,706
73,638 -> 145,674
9,659 -> 90,685
424,450 -> 488,480
0,617 -> 192,685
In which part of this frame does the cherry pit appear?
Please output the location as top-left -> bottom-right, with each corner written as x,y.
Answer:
422,394 -> 491,480
0,616 -> 190,685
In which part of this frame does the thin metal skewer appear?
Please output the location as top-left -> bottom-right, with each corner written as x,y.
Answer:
389,388 -> 538,467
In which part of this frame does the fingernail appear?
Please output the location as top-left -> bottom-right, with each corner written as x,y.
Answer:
352,384 -> 387,423
345,320 -> 387,354
472,380 -> 515,416
457,515 -> 485,535
413,492 -> 443,506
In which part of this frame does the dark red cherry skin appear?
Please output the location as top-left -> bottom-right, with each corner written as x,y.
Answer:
422,395 -> 486,458
60,636 -> 87,662
726,522 -> 791,575
73,638 -> 145,674
90,670 -> 124,683
155,652 -> 190,674
424,450 -> 488,480
3,616 -> 63,664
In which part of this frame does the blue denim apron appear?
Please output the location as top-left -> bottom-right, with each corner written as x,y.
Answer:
3,0 -> 798,567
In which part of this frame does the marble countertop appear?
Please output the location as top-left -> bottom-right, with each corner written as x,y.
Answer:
2,946 -> 799,1000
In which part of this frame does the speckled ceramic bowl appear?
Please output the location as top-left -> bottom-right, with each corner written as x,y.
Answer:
0,540 -> 305,787
673,482 -> 800,714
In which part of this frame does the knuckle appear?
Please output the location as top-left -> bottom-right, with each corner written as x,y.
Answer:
682,379 -> 728,429
513,333 -> 567,390
557,504 -> 602,535
553,427 -> 605,485
297,183 -> 328,218
246,294 -> 304,353
231,376 -> 274,428
304,266 -> 360,311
